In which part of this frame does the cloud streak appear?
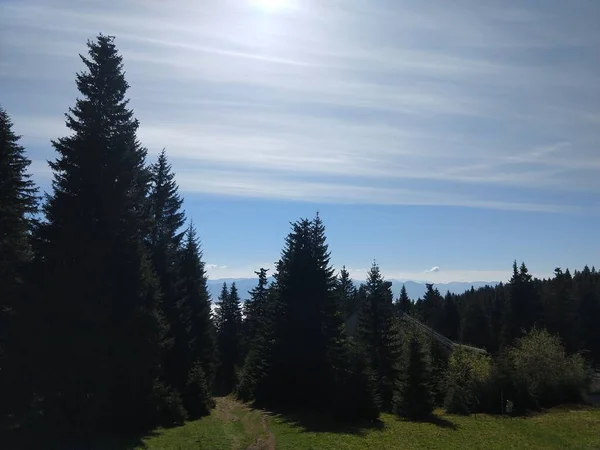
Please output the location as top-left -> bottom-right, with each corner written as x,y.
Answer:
1,0 -> 599,212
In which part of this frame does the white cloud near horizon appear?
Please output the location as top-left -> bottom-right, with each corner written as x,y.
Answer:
425,266 -> 440,273
1,0 -> 599,212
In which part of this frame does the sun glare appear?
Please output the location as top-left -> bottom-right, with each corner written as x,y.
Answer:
249,0 -> 288,13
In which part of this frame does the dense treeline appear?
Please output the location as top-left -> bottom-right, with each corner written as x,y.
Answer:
1,35 -> 598,446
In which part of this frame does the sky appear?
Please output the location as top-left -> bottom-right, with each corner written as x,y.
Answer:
1,0 -> 599,283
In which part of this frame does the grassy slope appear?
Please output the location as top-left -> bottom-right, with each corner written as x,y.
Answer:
138,399 -> 600,450
136,397 -> 270,450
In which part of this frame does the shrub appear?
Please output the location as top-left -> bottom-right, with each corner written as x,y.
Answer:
444,348 -> 492,414
507,328 -> 587,411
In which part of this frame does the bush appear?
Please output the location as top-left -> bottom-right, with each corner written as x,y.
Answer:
444,348 -> 492,414
508,328 -> 586,410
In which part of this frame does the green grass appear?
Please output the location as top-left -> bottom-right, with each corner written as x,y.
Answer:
135,397 -> 269,450
136,398 -> 600,450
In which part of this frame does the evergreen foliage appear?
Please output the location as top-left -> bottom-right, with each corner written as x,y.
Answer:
178,223 -> 216,412
0,105 -> 38,419
336,265 -> 359,318
147,149 -> 188,394
395,336 -> 434,420
215,282 -> 243,394
334,341 -> 381,422
2,32 -> 600,444
243,268 -> 270,350
357,263 -> 402,411
30,34 -> 180,433
396,284 -> 412,314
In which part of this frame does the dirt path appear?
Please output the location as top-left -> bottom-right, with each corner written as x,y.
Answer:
214,396 -> 275,450
247,411 -> 275,450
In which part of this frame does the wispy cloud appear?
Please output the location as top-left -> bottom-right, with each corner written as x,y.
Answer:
425,266 -> 440,273
2,0 -> 599,212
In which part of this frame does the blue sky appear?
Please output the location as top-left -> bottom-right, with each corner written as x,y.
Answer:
1,0 -> 599,282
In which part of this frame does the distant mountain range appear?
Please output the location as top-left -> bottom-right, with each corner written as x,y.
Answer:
206,277 -> 498,303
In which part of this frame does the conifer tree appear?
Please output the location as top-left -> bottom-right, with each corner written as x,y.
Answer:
147,149 -> 187,393
421,283 -> 444,330
336,265 -> 358,318
334,340 -> 381,422
0,106 -> 37,418
243,268 -> 270,349
502,261 -> 538,346
215,282 -> 243,393
33,35 -> 176,433
357,262 -> 402,411
178,223 -> 216,415
441,292 -> 460,341
395,335 -> 434,420
243,214 -> 347,411
396,284 -> 412,314
237,280 -> 279,404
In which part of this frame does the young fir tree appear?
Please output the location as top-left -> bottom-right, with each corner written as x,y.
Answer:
33,35 -> 178,433
0,106 -> 37,417
178,223 -> 216,416
336,265 -> 358,318
396,284 -> 412,314
147,149 -> 187,393
215,282 -> 243,393
421,283 -> 444,330
357,262 -> 402,412
243,268 -> 270,350
237,280 -> 279,404
441,292 -> 460,342
395,335 -> 434,420
502,261 -> 538,346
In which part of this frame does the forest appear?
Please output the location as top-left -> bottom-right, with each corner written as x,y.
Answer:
1,35 -> 599,448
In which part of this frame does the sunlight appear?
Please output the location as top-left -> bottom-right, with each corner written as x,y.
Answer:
249,0 -> 289,13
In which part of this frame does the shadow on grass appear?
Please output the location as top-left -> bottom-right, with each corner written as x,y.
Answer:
1,420 -> 163,450
262,407 -> 385,436
395,414 -> 458,430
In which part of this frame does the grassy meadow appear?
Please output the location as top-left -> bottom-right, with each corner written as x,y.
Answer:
131,397 -> 600,450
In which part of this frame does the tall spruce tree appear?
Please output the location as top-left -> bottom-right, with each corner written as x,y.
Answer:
215,282 -> 243,393
0,106 -> 37,418
178,223 -> 216,415
147,149 -> 187,393
247,214 -> 346,410
357,262 -> 402,411
33,35 -> 177,433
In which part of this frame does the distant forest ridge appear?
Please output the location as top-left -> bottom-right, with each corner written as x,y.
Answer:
207,278 -> 498,302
